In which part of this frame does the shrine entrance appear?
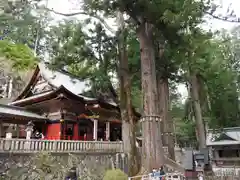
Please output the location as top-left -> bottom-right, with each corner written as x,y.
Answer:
110,123 -> 121,141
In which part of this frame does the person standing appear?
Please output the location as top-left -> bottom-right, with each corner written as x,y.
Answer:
65,167 -> 77,180
159,166 -> 165,180
198,172 -> 204,180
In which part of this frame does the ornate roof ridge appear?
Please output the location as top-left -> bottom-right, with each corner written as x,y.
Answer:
13,62 -> 91,101
9,85 -> 86,106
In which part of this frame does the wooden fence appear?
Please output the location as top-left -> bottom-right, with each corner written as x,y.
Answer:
0,138 -> 123,153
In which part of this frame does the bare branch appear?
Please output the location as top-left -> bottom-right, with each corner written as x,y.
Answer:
205,11 -> 240,23
45,8 -> 116,33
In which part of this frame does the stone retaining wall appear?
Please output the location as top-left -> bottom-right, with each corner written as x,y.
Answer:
0,152 -> 128,180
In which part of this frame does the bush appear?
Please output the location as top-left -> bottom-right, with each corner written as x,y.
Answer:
103,169 -> 128,180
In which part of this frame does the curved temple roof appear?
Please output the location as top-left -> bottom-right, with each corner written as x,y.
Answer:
9,85 -> 86,106
13,62 -> 97,102
38,63 -> 91,97
206,127 -> 240,146
10,62 -> 118,108
38,63 -> 118,105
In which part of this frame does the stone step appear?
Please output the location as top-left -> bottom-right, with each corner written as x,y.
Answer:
164,156 -> 185,174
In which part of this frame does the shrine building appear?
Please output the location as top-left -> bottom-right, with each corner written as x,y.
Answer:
0,62 -> 136,141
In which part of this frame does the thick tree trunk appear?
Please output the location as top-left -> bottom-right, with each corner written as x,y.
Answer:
121,118 -> 139,175
137,22 -> 164,172
118,13 -> 139,176
119,52 -> 139,176
189,72 -> 206,149
157,77 -> 167,146
157,77 -> 175,160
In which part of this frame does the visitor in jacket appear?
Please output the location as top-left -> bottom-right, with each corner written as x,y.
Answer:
159,166 -> 165,180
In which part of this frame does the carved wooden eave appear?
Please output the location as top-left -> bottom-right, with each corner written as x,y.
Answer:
78,113 -> 121,123
9,85 -> 85,107
0,103 -> 48,124
85,105 -> 120,119
85,104 -> 119,113
12,62 -> 90,101
86,99 -> 141,119
85,99 -> 120,111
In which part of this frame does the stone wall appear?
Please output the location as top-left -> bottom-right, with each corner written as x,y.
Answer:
0,148 -> 185,179
0,152 -> 128,180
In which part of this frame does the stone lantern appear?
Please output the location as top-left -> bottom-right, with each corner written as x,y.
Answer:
25,121 -> 34,140
5,124 -> 14,139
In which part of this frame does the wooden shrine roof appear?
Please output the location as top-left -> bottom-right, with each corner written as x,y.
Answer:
206,127 -> 240,146
15,62 -> 90,100
10,62 -> 119,109
9,85 -> 85,106
0,104 -> 47,123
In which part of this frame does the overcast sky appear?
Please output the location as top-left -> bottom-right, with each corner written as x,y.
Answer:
47,0 -> 240,30
46,0 -> 240,100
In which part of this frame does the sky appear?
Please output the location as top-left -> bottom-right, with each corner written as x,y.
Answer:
46,0 -> 240,30
46,0 -> 240,100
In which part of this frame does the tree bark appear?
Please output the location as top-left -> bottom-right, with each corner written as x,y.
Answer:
189,72 -> 206,149
157,77 -> 175,160
137,22 -> 164,172
118,13 -> 139,176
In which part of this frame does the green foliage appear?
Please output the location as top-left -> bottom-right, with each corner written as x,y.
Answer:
152,25 -> 240,142
103,169 -> 128,180
0,0 -> 52,55
176,119 -> 197,147
0,1 -> 44,99
0,40 -> 37,70
203,31 -> 240,128
47,20 -> 95,69
0,2 -> 40,70
46,19 -> 118,99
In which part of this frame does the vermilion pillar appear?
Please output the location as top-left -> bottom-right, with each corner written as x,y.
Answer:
73,123 -> 79,140
46,123 -> 61,140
